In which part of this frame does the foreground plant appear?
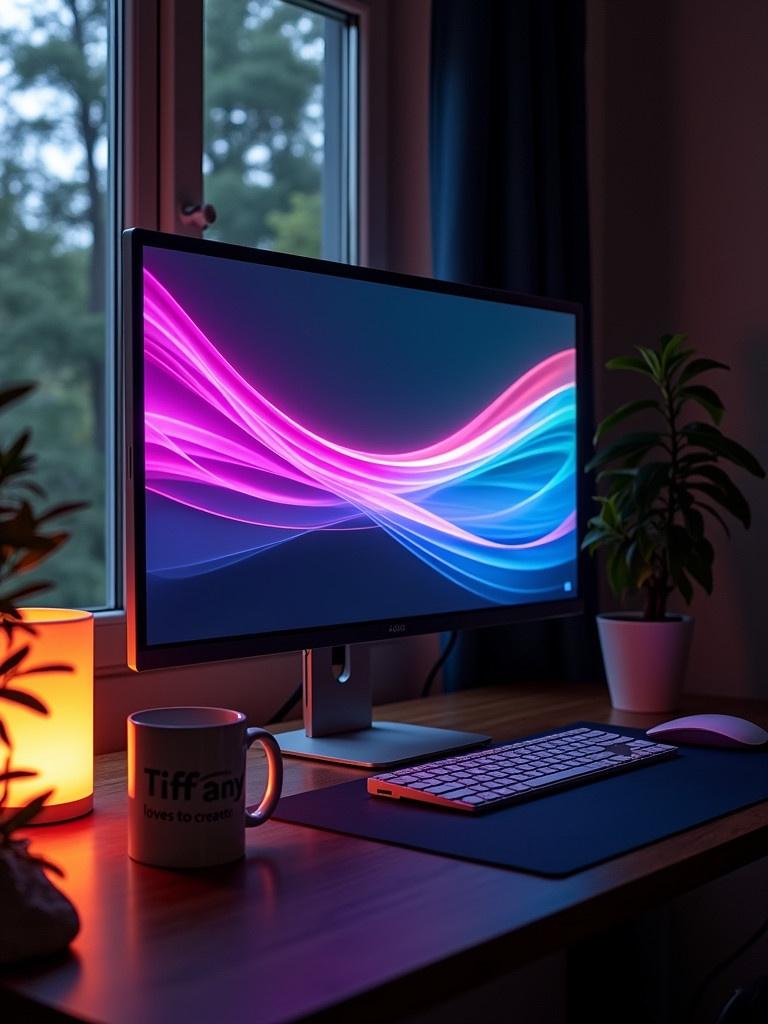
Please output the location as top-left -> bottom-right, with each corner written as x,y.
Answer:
582,334 -> 765,620
0,383 -> 83,841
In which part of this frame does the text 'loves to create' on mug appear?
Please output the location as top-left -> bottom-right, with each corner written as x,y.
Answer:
127,707 -> 283,869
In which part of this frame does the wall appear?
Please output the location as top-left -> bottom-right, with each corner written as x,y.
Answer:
588,0 -> 768,697
366,0 -> 432,276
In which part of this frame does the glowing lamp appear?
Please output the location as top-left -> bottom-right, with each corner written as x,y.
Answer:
3,609 -> 94,824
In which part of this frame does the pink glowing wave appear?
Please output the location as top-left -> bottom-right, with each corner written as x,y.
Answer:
143,269 -> 577,601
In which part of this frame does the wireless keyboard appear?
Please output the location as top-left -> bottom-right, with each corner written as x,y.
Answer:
367,726 -> 678,812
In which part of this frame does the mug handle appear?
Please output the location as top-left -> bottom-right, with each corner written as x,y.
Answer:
244,727 -> 284,828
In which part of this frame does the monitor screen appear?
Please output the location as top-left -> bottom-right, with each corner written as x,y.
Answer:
126,232 -> 581,668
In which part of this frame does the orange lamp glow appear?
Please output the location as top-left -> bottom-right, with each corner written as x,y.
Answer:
3,609 -> 94,824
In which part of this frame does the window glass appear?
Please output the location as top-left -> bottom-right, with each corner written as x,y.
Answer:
0,0 -> 111,609
203,0 -> 355,261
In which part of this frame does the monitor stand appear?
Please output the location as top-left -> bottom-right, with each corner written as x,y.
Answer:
275,644 -> 490,769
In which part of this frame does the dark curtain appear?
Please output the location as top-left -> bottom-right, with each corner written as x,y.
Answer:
430,0 -> 599,687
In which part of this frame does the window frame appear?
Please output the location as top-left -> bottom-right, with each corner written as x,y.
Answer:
125,0 -> 362,238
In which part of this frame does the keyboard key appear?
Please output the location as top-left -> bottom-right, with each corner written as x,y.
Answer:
525,765 -> 606,788
441,788 -> 477,800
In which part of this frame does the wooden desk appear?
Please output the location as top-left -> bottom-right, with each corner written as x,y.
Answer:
3,684 -> 768,1024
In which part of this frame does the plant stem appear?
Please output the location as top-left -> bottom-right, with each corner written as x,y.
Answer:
653,363 -> 683,620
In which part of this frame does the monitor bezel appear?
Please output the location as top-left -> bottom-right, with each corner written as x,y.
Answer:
124,227 -> 585,671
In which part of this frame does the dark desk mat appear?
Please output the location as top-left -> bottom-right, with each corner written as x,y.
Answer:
274,723 -> 768,876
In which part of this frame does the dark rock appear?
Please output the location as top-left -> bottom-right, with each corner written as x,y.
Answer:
0,840 -> 80,965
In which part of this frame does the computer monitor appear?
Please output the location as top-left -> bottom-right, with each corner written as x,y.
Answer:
124,229 -> 583,766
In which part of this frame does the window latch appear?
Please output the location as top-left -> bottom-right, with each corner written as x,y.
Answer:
179,203 -> 217,231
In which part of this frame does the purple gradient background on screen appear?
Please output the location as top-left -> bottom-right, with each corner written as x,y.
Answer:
142,247 -> 578,646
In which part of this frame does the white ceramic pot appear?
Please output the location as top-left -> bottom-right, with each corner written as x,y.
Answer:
597,612 -> 695,713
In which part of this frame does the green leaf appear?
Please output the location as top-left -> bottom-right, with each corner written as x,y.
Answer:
694,500 -> 731,537
18,481 -> 45,499
678,451 -> 718,469
659,333 -> 687,372
667,523 -> 692,559
0,689 -> 48,714
607,546 -> 632,595
581,526 -> 612,551
636,346 -> 662,379
0,790 -> 53,834
586,432 -> 665,473
670,565 -> 694,604
593,399 -> 658,443
692,463 -> 752,518
682,423 -> 766,477
632,462 -> 669,508
683,506 -> 705,539
36,501 -> 87,524
681,532 -> 715,595
603,495 -> 622,530
13,547 -> 61,574
685,555 -> 713,595
596,467 -> 638,484
677,357 -> 729,386
678,384 -> 725,424
605,355 -> 655,377
0,384 -> 35,411
700,536 -> 715,564
0,645 -> 30,677
15,662 -> 72,678
688,482 -> 750,528
665,348 -> 696,377
0,770 -> 36,783
625,540 -> 639,570
581,534 -> 601,552
4,430 -> 31,468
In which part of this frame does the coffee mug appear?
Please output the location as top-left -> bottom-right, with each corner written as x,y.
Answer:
127,707 -> 283,869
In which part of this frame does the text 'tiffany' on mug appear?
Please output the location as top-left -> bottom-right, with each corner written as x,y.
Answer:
127,707 -> 283,869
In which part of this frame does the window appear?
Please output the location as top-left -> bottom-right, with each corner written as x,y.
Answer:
0,0 -> 358,616
203,0 -> 357,262
0,0 -> 115,610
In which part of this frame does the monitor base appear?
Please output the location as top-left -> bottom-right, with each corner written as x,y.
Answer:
275,720 -> 489,769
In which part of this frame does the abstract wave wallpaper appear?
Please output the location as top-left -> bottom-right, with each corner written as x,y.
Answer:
141,247 -> 578,646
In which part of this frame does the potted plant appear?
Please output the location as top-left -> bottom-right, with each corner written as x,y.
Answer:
583,334 -> 765,712
0,382 -> 84,963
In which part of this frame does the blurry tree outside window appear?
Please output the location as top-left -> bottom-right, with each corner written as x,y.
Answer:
204,0 -> 354,260
0,0 -> 110,609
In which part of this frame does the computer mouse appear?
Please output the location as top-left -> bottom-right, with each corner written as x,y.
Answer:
647,714 -> 768,749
